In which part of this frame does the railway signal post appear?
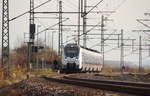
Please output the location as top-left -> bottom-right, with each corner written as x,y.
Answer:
28,0 -> 35,72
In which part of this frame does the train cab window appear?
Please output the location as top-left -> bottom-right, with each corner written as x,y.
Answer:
64,45 -> 79,58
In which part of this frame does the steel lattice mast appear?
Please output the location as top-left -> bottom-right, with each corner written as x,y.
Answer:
2,0 -> 10,77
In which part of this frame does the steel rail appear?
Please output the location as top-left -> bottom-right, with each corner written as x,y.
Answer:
63,76 -> 150,88
43,76 -> 150,96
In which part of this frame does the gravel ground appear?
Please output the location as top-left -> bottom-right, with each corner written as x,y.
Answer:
72,73 -> 150,83
0,77 -> 135,96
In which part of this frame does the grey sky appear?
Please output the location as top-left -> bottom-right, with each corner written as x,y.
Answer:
0,0 -> 150,63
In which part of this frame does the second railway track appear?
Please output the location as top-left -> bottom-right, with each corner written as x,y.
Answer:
43,76 -> 150,96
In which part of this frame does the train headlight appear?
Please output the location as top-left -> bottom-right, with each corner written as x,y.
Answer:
75,59 -> 79,64
63,60 -> 67,65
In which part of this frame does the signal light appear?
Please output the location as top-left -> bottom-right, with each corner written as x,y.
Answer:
30,24 -> 36,39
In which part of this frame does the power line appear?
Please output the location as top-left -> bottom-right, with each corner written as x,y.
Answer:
136,19 -> 150,29
63,0 -> 126,45
35,18 -> 69,36
9,0 -> 53,21
85,0 -> 104,16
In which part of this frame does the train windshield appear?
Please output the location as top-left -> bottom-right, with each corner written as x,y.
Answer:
64,45 -> 79,57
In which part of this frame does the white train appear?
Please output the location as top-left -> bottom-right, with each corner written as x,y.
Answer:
61,43 -> 103,73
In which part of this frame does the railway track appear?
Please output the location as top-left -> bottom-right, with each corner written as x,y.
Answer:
43,76 -> 150,96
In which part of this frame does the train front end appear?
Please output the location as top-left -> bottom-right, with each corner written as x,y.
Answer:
61,44 -> 80,73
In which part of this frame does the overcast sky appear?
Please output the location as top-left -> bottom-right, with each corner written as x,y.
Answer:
0,0 -> 150,63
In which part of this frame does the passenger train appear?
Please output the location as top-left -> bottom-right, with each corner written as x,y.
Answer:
61,43 -> 103,73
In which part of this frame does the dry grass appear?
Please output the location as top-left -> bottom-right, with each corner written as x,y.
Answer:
0,68 -> 27,88
0,80 -> 12,88
102,65 -> 113,73
30,69 -> 57,77
0,68 -> 57,88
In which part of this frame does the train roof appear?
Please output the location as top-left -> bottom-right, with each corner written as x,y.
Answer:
65,43 -> 100,53
80,46 -> 100,53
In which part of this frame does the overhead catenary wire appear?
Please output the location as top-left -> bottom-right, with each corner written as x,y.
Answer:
62,22 -> 100,44
136,19 -> 150,35
9,0 -> 53,21
136,19 -> 150,29
35,18 -> 69,36
35,18 -> 47,29
85,0 -> 104,16
63,0 -> 127,44
89,31 -> 118,49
